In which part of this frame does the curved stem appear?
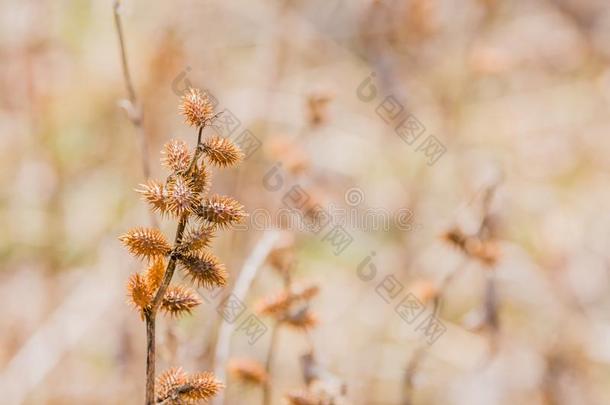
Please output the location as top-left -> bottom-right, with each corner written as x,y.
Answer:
263,322 -> 280,405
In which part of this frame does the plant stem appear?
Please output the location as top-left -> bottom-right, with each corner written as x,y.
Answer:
262,322 -> 280,405
144,310 -> 156,405
112,0 -> 156,227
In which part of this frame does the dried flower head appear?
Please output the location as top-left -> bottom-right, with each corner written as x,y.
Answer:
228,358 -> 268,385
256,291 -> 292,316
179,252 -> 228,289
119,227 -> 171,260
156,367 -> 187,405
136,180 -> 170,215
162,139 -> 192,172
179,87 -> 214,128
146,257 -> 166,292
161,285 -> 202,317
181,372 -> 224,402
156,368 -> 223,404
191,164 -> 210,194
127,273 -> 152,312
197,195 -> 247,229
167,176 -> 199,217
201,136 -> 243,167
179,225 -> 216,254
256,283 -> 319,317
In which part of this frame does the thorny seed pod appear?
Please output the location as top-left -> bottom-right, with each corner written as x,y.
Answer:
145,257 -> 166,293
197,195 -> 247,229
191,163 -> 210,194
179,225 -> 216,254
136,180 -> 170,215
167,176 -> 199,217
162,139 -> 192,172
181,372 -> 225,403
179,87 -> 214,128
119,227 -> 171,260
201,135 -> 243,167
161,285 -> 202,317
179,252 -> 228,289
156,367 -> 187,404
156,368 -> 223,404
228,358 -> 268,385
127,273 -> 152,313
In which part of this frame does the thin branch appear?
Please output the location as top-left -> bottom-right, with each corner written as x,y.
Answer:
262,322 -> 280,405
112,0 -> 155,226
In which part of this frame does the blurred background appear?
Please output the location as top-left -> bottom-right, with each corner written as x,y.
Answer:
2,0 -> 610,404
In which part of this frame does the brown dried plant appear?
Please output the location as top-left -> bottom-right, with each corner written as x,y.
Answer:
119,87 -> 246,404
254,239 -> 321,405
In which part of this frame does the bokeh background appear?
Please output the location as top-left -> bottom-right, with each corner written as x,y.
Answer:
2,0 -> 610,404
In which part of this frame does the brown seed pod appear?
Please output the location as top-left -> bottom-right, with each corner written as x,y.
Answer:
155,367 -> 187,405
161,285 -> 202,317
166,176 -> 199,217
162,139 -> 192,172
201,135 -> 244,167
179,252 -> 228,289
181,372 -> 224,402
145,257 -> 166,293
179,87 -> 214,128
190,163 -> 210,194
136,180 -> 170,215
119,227 -> 171,260
197,195 -> 247,229
179,225 -> 216,254
127,273 -> 152,313
228,358 -> 268,385
156,368 -> 223,404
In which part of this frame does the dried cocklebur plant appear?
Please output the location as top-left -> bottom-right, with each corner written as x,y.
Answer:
254,239 -> 321,405
120,87 -> 246,404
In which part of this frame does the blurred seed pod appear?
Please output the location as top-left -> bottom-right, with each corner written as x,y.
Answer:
228,358 -> 268,385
